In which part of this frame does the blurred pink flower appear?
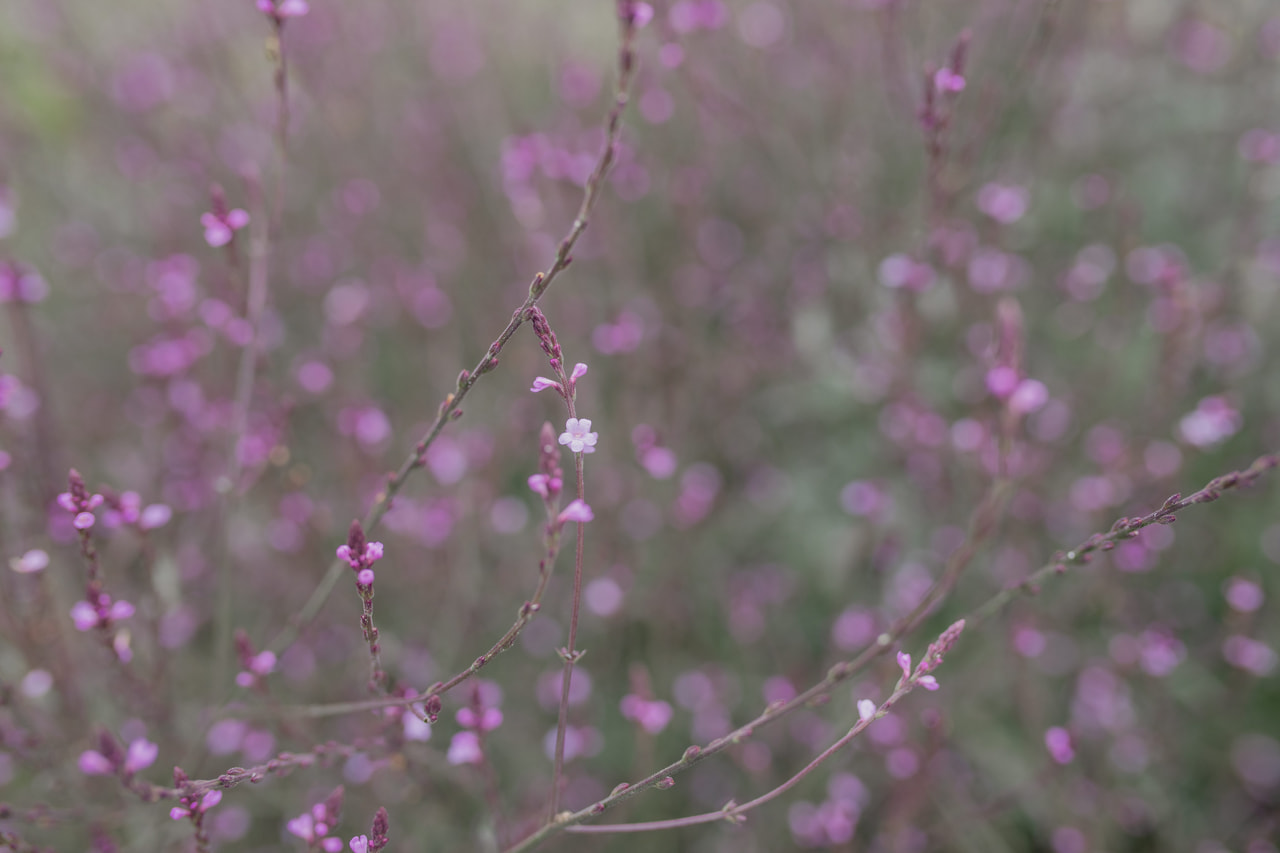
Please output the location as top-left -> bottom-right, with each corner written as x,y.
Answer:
557,499 -> 594,525
200,208 -> 249,248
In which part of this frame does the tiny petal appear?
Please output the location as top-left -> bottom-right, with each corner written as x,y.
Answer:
277,0 -> 310,16
139,504 -> 172,530
199,790 -> 222,811
364,541 -> 384,562
322,839 -> 345,853
557,499 -> 594,524
896,651 -> 911,678
447,730 -> 484,765
350,836 -> 370,853
125,738 -> 159,773
71,601 -> 98,631
917,675 -> 939,691
56,493 -> 77,512
530,376 -> 560,393
204,222 -> 232,248
857,699 -> 876,723
250,651 -> 277,675
73,512 -> 96,530
631,2 -> 654,28
287,814 -> 314,839
170,807 -> 192,820
79,750 -> 114,775
11,548 -> 49,573
357,568 -> 375,586
226,209 -> 250,229
108,600 -> 135,621
570,362 -> 589,381
528,474 -> 550,497
336,545 -> 354,566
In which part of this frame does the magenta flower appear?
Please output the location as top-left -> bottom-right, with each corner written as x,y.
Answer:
557,499 -> 594,525
356,568 -> 375,586
1044,727 -> 1074,764
620,695 -> 674,734
170,789 -> 222,820
934,67 -> 966,92
527,473 -> 562,498
124,738 -> 158,774
349,837 -> 370,853
896,651 -> 911,680
337,541 -> 385,568
71,602 -> 99,632
558,418 -> 598,454
200,208 -> 249,248
457,706 -> 504,732
236,649 -> 277,687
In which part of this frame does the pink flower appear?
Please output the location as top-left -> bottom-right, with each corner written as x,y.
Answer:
170,789 -> 222,820
569,362 -> 588,381
71,602 -> 99,631
350,837 -> 370,853
558,418 -> 598,454
10,549 -> 49,574
528,473 -> 562,498
124,738 -> 158,774
357,568 -> 375,586
557,499 -> 594,525
620,695 -> 674,734
530,376 -> 560,393
79,750 -> 114,775
857,699 -> 876,723
256,0 -> 309,21
457,707 -> 504,732
896,651 -> 911,679
139,503 -> 172,530
917,675 -> 939,691
934,67 -> 966,92
447,730 -> 484,765
73,512 -> 96,530
1044,726 -> 1074,764
200,209 -> 249,248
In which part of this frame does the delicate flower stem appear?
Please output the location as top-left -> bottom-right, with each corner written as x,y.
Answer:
265,2 -> 637,657
547,449 -> 586,820
500,452 -> 1279,851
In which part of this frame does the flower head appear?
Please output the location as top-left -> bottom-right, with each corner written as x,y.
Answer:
557,499 -> 594,525
558,418 -> 598,454
857,699 -> 876,723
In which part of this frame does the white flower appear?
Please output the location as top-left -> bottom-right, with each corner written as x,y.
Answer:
558,418 -> 598,454
857,699 -> 876,723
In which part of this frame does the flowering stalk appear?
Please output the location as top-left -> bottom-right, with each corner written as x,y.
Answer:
266,0 -> 638,657
565,622 -> 966,837
501,453 -> 1279,850
337,521 -> 387,692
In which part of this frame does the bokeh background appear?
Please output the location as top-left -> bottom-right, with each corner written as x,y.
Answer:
1,0 -> 1279,850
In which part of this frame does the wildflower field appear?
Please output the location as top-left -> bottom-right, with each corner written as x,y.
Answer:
1,1 -> 1279,851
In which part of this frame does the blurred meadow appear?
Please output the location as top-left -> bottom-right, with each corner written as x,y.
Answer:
1,0 -> 1279,851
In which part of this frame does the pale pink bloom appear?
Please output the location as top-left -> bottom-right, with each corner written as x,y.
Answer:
530,376 -> 560,393
557,499 -> 594,525
356,568 -> 375,586
124,738 -> 158,774
896,651 -> 911,679
1044,726 -> 1074,764
528,473 -> 562,498
447,730 -> 484,765
857,700 -> 876,723
934,67 -> 966,92
139,504 -> 172,530
558,418 -> 598,454
569,362 -> 588,381
917,675 -> 939,691
350,837 -> 370,853
79,750 -> 114,775
73,512 -> 96,530
71,602 -> 99,631
10,549 -> 49,573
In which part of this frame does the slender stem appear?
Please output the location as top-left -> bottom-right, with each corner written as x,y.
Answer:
548,449 -> 586,818
501,452 -> 1280,852
265,1 -> 637,656
211,176 -> 270,699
